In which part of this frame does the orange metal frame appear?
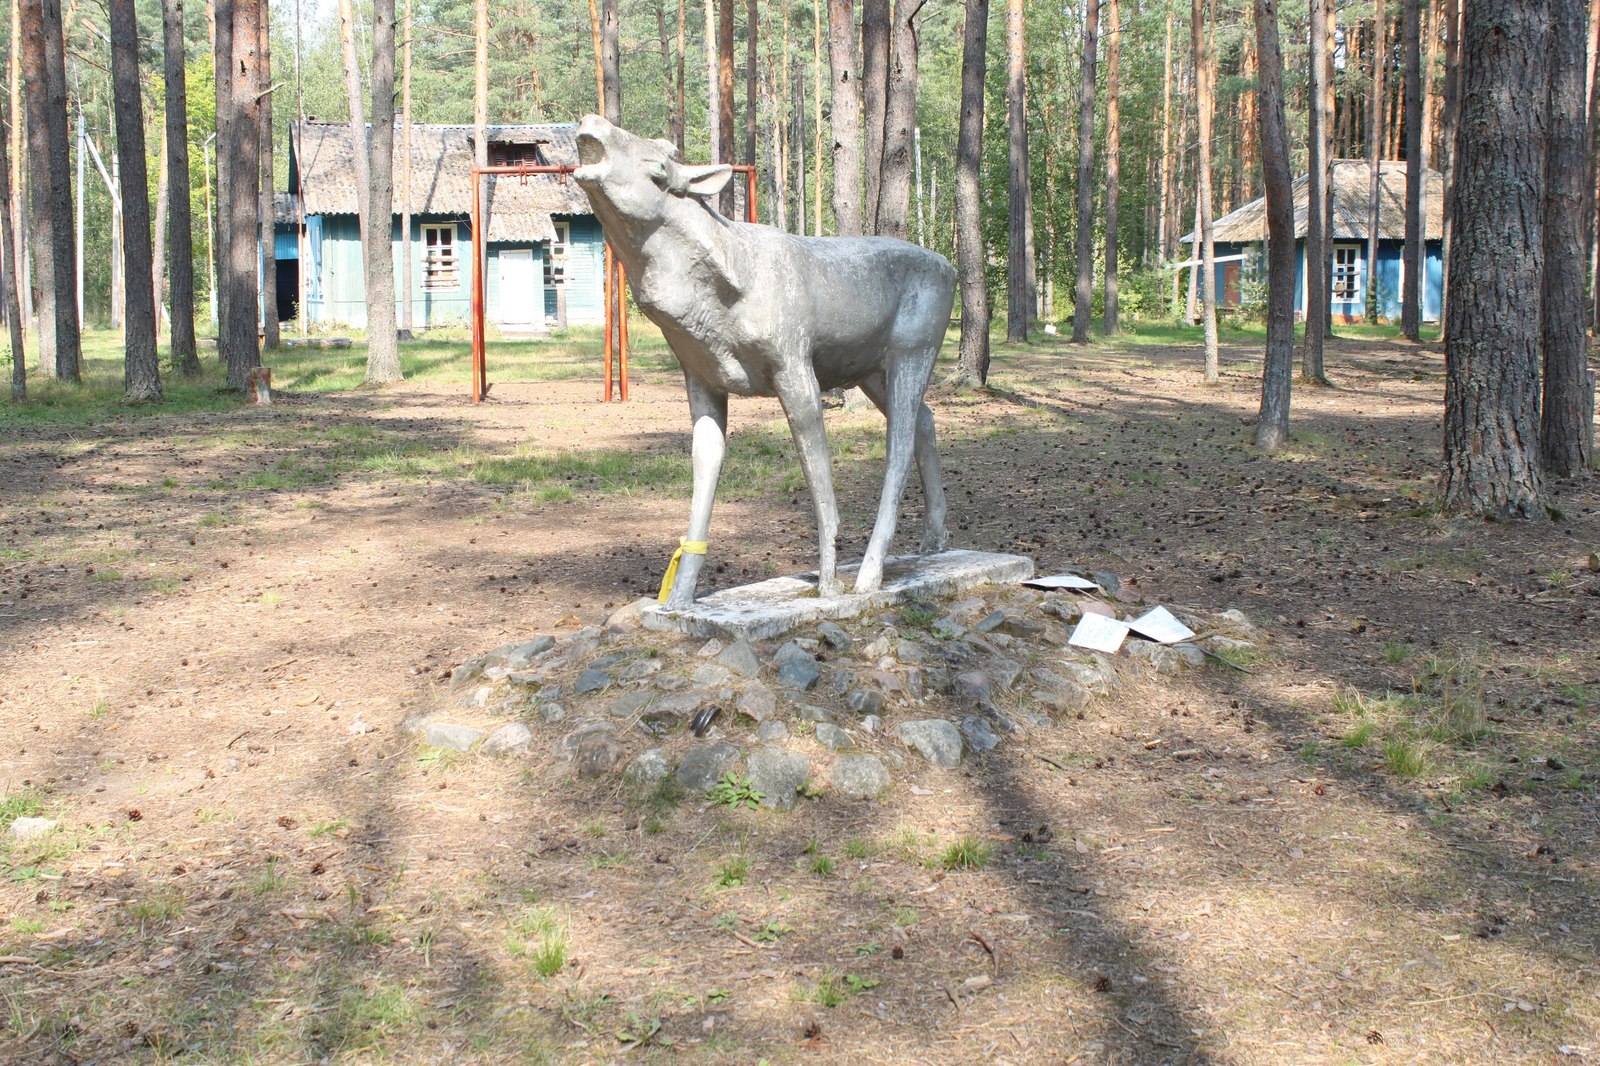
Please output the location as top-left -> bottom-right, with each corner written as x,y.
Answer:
468,162 -> 758,404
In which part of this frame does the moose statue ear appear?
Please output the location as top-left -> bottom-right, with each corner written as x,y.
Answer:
676,163 -> 733,200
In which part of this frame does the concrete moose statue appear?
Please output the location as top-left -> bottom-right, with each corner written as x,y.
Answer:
572,115 -> 956,609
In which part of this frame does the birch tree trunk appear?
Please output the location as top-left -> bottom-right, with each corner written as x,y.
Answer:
1366,5 -> 1385,323
1401,0 -> 1423,339
259,2 -> 279,349
1103,0 -> 1120,335
602,0 -> 622,123
827,0 -> 862,235
955,0 -> 990,383
152,130 -> 169,337
706,0 -> 720,163
1441,2 -> 1549,517
338,0 -> 371,226
1254,0 -> 1294,449
1157,10 -> 1173,263
1194,0 -> 1218,381
364,0 -> 401,383
1009,0 -> 1033,342
1541,0 -> 1592,475
111,0 -> 161,401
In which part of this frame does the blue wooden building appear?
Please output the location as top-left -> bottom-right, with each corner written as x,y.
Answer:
275,120 -> 606,330
1184,159 -> 1444,323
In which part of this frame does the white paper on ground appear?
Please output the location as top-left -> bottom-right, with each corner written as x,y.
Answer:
1069,612 -> 1130,653
1023,573 -> 1102,592
1127,606 -> 1196,645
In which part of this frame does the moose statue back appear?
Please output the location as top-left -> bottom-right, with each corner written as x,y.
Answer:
572,115 -> 956,609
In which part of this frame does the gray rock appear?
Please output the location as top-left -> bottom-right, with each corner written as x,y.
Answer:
675,743 -> 742,793
1175,643 -> 1208,667
575,732 -> 628,778
1060,661 -> 1114,696
716,639 -> 762,678
960,715 -> 1001,753
458,684 -> 496,710
773,640 -> 812,664
828,668 -> 858,696
1215,608 -> 1262,638
623,748 -> 672,790
948,597 -> 990,624
931,616 -> 965,640
604,597 -> 657,630
736,682 -> 777,721
796,704 -> 834,724
653,690 -> 710,717
539,701 -> 569,724
696,638 -> 725,658
421,720 -> 486,752
574,668 -> 612,695
655,673 -> 691,692
558,721 -> 616,760
897,640 -> 927,664
1150,643 -> 1208,674
746,747 -> 813,809
817,621 -> 853,651
481,722 -> 535,757
862,632 -> 894,658
955,670 -> 993,704
756,720 -> 790,742
776,657 -> 821,691
831,755 -> 890,799
1125,638 -> 1158,661
610,690 -> 655,719
973,609 -> 1008,633
488,636 -> 557,671
987,658 -> 1025,691
897,719 -> 964,768
448,655 -> 489,694
692,663 -> 733,688
637,709 -> 683,738
860,714 -> 883,734
814,722 -> 855,751
9,816 -> 58,841
998,614 -> 1043,638
846,688 -> 885,716
1091,571 -> 1122,596
616,656 -> 663,681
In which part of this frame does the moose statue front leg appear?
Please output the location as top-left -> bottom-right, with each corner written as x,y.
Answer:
661,381 -> 729,611
775,373 -> 841,597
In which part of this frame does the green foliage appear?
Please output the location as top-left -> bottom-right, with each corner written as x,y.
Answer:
715,853 -> 752,888
938,836 -> 996,871
707,774 -> 764,810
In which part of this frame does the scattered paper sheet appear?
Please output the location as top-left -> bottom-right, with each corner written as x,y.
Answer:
1024,573 -> 1102,592
1127,606 -> 1196,645
1068,612 -> 1130,653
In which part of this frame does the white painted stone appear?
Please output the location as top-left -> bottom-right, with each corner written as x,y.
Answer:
641,550 -> 1035,642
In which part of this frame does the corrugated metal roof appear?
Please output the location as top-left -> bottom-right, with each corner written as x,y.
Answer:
1184,159 -> 1444,244
290,119 -> 591,243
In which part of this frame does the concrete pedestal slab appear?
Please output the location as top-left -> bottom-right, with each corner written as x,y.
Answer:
641,550 -> 1035,642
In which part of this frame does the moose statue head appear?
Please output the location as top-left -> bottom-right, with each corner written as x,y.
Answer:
573,115 -> 955,609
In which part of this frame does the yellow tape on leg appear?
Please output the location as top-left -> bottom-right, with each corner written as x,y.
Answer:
658,537 -> 709,604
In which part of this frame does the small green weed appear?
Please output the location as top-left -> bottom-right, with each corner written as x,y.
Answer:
1380,639 -> 1414,664
752,922 -> 792,943
842,837 -> 872,859
507,906 -> 568,977
251,859 -> 287,896
715,853 -> 752,888
1383,737 -> 1430,779
1343,721 -> 1376,748
809,854 -> 835,877
707,773 -> 764,810
854,941 -> 882,957
615,1012 -> 670,1049
308,819 -> 349,838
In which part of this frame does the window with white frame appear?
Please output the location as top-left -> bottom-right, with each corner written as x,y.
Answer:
543,221 -> 570,288
422,224 -> 459,291
1331,244 -> 1362,303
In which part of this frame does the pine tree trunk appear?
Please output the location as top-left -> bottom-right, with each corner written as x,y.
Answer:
1157,11 -> 1173,263
400,0 -> 414,337
7,0 -> 26,340
1068,0 -> 1094,340
365,0 -> 401,384
110,0 -> 161,401
717,0 -> 735,213
1401,0 -> 1423,339
827,0 -> 862,235
602,0 -> 622,123
1254,0 -> 1294,450
42,0 -> 77,379
1194,0 -> 1218,380
877,0 -> 922,240
955,0 -> 990,383
1440,0 -> 1460,333
1441,2 -> 1549,517
1541,0 -> 1591,476
656,0 -> 682,151
20,0 -> 57,375
222,0 -> 261,389
812,0 -> 823,235
259,4 -> 279,348
0,58 -> 25,399
339,0 -> 371,227
745,0 -> 757,166
1303,0 -> 1329,381
861,0 -> 889,231
1010,0 -> 1034,342
215,0 -> 234,350
474,0 -> 487,341
1102,0 -> 1120,335
1366,5 -> 1385,324
676,0 -> 687,156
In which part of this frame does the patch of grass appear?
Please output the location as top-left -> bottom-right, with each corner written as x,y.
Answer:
416,746 -> 461,770
507,905 -> 568,978
588,850 -> 629,870
1298,740 -> 1322,764
10,917 -> 45,935
582,819 -> 609,838
1209,643 -> 1275,670
1380,639 -> 1414,664
715,853 -> 752,888
1,790 -> 44,827
707,773 -> 763,810
807,973 -> 879,1008
938,835 -> 995,871
842,837 -> 872,859
1383,737 -> 1430,780
893,906 -> 919,928
251,858 -> 288,896
126,886 -> 186,928
855,941 -> 882,957
887,825 -> 933,863
307,819 -> 349,837
899,603 -> 938,629
809,854 -> 835,877
751,921 -> 792,943
1343,721 -> 1377,748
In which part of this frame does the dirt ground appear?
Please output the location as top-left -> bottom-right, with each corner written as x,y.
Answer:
2,329 -> 1597,1065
